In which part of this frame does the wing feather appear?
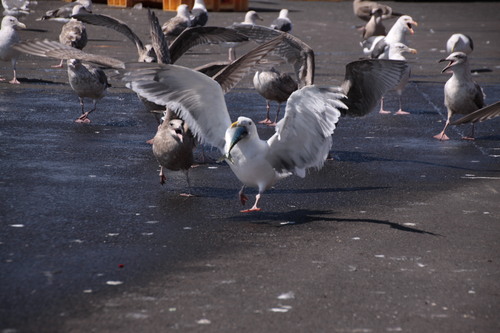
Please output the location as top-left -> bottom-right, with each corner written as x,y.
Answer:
266,85 -> 345,177
121,63 -> 231,151
451,101 -> 500,125
13,39 -> 125,68
341,59 -> 408,117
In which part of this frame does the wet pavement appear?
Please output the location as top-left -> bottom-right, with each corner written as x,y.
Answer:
1,1 -> 499,332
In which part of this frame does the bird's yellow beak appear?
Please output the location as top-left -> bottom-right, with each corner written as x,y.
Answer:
230,121 -> 239,128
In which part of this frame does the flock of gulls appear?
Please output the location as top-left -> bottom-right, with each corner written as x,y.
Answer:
1,0 -> 499,212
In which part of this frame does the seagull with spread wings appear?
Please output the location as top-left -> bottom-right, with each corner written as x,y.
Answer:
120,59 -> 407,212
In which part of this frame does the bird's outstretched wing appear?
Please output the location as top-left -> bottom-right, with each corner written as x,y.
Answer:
231,24 -> 315,87
72,12 -> 147,57
169,26 -> 249,64
451,101 -> 500,125
121,63 -> 231,151
341,59 -> 408,117
212,35 -> 284,93
13,39 -> 125,69
266,85 -> 346,177
147,9 -> 170,64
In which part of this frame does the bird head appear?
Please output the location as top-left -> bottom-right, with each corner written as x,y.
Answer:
398,15 -> 418,34
226,117 -> 255,154
244,10 -> 263,24
389,42 -> 417,57
1,15 -> 26,30
167,118 -> 185,142
439,52 -> 467,73
67,59 -> 82,69
177,4 -> 190,18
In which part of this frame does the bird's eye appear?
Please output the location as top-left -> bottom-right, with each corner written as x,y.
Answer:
249,121 -> 252,125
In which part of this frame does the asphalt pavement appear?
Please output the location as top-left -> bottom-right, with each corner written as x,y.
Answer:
1,1 -> 499,332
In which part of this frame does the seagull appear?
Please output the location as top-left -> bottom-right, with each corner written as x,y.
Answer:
2,0 -> 34,18
378,42 -> 417,115
451,101 -> 500,126
353,0 -> 401,22
52,4 -> 88,68
190,0 -> 208,27
38,0 -> 92,22
362,15 -> 417,59
120,58 -> 408,212
241,10 -> 263,25
253,67 -> 298,125
0,15 -> 26,84
152,109 -> 195,194
270,9 -> 292,33
162,4 -> 191,42
434,52 -> 485,140
446,33 -> 473,54
67,58 -> 110,123
231,24 -> 315,87
362,7 -> 386,40
226,10 -> 264,61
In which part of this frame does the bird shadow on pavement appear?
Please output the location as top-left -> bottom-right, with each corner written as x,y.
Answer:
231,209 -> 441,236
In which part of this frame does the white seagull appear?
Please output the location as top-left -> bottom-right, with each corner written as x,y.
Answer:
434,52 -> 485,140
0,15 -> 26,84
362,15 -> 417,59
446,33 -> 473,55
120,58 -> 408,212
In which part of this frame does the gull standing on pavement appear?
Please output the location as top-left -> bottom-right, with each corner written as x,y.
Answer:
0,15 -> 25,84
434,52 -> 485,140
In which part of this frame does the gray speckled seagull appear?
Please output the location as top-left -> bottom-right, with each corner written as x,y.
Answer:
253,67 -> 298,125
434,52 -> 485,140
353,0 -> 401,22
38,0 -> 92,22
362,7 -> 386,40
52,4 -> 88,68
13,39 -> 112,122
0,15 -> 25,84
152,109 -> 195,194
